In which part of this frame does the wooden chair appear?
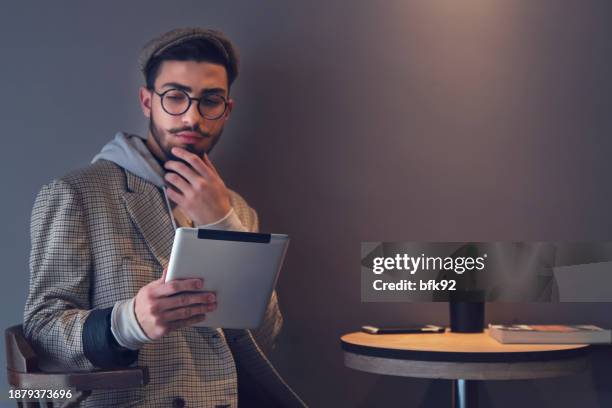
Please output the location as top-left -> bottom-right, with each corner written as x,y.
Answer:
5,325 -> 148,408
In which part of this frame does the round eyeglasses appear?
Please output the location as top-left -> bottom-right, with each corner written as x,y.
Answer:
153,88 -> 228,120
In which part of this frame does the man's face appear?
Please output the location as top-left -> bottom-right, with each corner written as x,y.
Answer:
139,60 -> 233,163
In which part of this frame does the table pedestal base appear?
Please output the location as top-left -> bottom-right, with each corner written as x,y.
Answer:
452,379 -> 477,408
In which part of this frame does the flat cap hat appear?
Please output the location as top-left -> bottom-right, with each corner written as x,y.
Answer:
138,27 -> 239,83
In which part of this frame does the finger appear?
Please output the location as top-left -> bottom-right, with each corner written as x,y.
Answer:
167,313 -> 208,330
164,172 -> 192,196
161,303 -> 215,322
164,185 -> 185,206
203,154 -> 220,176
171,147 -> 213,178
164,160 -> 202,185
152,278 -> 204,298
159,267 -> 168,283
157,291 -> 216,311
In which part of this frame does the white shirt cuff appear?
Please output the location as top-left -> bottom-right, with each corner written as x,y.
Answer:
110,298 -> 152,350
198,207 -> 248,232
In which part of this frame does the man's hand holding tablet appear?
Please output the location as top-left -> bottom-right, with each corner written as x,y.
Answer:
134,267 -> 217,340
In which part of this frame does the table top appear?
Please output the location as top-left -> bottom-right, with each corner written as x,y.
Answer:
341,330 -> 591,380
341,330 -> 589,361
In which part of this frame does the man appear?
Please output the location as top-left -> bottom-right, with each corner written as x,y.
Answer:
23,28 -> 305,408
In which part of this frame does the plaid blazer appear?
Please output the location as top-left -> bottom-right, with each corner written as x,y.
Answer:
23,159 -> 305,407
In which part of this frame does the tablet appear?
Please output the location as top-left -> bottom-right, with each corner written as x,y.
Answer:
165,227 -> 289,329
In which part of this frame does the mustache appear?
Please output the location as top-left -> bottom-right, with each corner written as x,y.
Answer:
169,126 -> 208,138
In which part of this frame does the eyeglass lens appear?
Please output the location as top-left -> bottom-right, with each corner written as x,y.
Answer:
161,89 -> 226,119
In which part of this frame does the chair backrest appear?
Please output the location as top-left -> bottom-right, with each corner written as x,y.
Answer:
5,324 -> 148,408
5,325 -> 38,373
5,325 -> 56,407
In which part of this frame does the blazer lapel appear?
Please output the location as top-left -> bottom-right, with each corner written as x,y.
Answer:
121,170 -> 175,268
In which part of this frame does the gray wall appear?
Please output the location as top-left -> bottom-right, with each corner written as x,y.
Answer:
2,1 -> 612,406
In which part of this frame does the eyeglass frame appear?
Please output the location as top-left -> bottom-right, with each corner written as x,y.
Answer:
150,87 -> 229,120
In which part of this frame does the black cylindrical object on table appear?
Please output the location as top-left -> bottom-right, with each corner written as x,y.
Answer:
449,301 -> 485,333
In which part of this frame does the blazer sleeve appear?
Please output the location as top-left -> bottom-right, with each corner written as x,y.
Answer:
23,179 -> 137,370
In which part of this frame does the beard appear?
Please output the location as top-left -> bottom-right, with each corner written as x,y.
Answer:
148,111 -> 222,164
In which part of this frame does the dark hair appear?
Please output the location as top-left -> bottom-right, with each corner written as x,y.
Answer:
144,39 -> 237,91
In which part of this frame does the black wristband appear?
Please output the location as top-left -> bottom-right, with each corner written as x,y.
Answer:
82,306 -> 139,369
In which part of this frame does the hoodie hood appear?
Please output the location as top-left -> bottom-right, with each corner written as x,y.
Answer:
91,132 -> 166,188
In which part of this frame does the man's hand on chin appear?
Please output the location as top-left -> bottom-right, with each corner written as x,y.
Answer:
163,146 -> 232,225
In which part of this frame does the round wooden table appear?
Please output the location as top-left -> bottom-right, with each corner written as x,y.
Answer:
341,330 -> 591,408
